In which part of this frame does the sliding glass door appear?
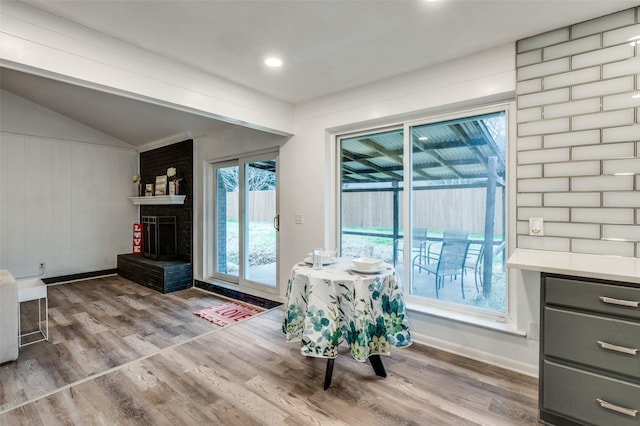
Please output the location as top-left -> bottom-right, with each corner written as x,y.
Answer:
214,162 -> 240,281
212,152 -> 279,293
243,155 -> 278,287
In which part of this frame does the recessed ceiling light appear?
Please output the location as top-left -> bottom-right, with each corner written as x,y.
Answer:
264,57 -> 283,67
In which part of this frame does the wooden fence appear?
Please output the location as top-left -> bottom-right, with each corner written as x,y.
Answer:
226,188 -> 504,235
341,187 -> 504,235
226,191 -> 276,222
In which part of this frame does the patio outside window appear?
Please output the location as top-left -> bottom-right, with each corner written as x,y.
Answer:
339,109 -> 507,315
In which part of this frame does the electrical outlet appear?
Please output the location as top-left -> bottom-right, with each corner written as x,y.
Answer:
529,218 -> 544,236
295,213 -> 303,224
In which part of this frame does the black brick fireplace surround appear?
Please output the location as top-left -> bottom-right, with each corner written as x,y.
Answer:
117,139 -> 193,293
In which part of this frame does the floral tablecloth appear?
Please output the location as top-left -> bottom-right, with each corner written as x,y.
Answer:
282,259 -> 411,361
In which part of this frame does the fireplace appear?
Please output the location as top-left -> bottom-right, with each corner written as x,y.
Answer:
142,216 -> 177,260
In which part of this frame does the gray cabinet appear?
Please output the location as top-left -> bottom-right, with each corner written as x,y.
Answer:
540,273 -> 640,425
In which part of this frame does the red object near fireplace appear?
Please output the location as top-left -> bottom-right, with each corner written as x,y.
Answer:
132,223 -> 142,254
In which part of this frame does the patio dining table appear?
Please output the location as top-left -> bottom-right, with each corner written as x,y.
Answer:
282,257 -> 411,389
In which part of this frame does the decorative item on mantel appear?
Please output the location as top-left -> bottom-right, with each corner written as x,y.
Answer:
167,167 -> 182,195
133,173 -> 142,196
155,175 -> 168,196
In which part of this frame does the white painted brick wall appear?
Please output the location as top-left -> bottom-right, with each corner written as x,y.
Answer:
517,78 -> 542,94
572,44 -> 635,69
517,193 -> 542,206
544,98 -> 600,119
572,9 -> 636,38
543,130 -> 600,148
518,117 -> 570,136
544,222 -> 601,239
571,109 -> 635,131
516,164 -> 543,179
517,235 -> 570,251
603,192 -> 640,207
572,238 -> 634,257
517,147 -> 570,164
518,88 -> 569,108
516,7 -> 640,257
544,192 -> 600,207
519,177 -> 569,192
544,160 -> 600,177
571,142 -> 634,160
544,35 -> 601,60
570,175 -> 633,192
603,57 -> 640,78
517,135 -> 542,150
544,67 -> 601,90
572,76 -> 635,99
603,124 -> 640,142
572,208 -> 634,224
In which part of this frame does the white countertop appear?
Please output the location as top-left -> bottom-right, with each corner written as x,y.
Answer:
507,248 -> 640,284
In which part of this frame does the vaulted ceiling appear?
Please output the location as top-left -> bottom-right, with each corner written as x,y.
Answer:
1,0 -> 637,146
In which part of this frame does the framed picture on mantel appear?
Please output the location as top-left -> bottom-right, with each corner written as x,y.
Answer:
155,175 -> 168,196
144,183 -> 154,196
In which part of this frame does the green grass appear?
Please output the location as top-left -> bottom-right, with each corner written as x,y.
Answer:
223,221 -> 506,313
224,220 -> 276,267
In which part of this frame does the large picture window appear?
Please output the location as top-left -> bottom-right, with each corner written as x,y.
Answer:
339,108 -> 507,316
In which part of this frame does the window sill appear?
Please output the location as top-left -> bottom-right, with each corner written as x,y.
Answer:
405,299 -> 526,337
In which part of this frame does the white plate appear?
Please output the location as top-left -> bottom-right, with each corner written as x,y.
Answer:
304,257 -> 337,265
350,265 -> 388,274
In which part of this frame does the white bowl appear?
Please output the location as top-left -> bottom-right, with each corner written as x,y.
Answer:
352,257 -> 383,271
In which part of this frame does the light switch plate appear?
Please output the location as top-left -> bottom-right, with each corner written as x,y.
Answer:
295,213 -> 303,224
529,217 -> 544,236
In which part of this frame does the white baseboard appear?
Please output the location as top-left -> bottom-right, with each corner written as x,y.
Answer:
409,330 -> 539,378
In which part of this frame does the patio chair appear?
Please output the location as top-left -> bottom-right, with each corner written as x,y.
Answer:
413,239 -> 471,299
464,243 -> 484,292
426,229 -> 469,265
395,228 -> 428,264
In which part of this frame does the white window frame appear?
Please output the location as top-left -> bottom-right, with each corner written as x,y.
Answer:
333,101 -> 520,333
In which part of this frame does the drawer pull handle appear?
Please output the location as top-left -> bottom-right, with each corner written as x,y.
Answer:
597,340 -> 638,356
596,398 -> 638,417
598,296 -> 639,308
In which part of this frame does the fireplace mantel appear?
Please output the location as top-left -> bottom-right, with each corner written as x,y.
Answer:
128,195 -> 186,205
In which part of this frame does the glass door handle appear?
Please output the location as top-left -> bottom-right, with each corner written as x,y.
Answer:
274,215 -> 280,231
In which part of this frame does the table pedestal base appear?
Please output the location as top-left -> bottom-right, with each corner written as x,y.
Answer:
323,355 -> 387,390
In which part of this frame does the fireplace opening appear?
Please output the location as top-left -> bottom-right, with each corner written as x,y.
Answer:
142,216 -> 177,260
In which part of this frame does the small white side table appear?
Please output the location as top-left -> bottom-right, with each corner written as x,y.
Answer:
17,279 -> 48,347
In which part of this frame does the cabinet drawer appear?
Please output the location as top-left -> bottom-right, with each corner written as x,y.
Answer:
544,307 -> 640,379
543,361 -> 640,426
545,276 -> 640,320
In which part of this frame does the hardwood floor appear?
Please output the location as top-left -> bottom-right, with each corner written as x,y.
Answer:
1,276 -> 539,425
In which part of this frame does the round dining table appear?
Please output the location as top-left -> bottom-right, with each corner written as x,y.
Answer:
282,257 -> 412,389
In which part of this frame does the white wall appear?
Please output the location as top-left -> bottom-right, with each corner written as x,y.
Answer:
280,43 -> 542,375
515,7 -> 640,256
0,91 -> 138,278
193,126 -> 288,296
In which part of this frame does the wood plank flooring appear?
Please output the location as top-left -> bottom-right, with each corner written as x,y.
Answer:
1,276 -> 540,425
